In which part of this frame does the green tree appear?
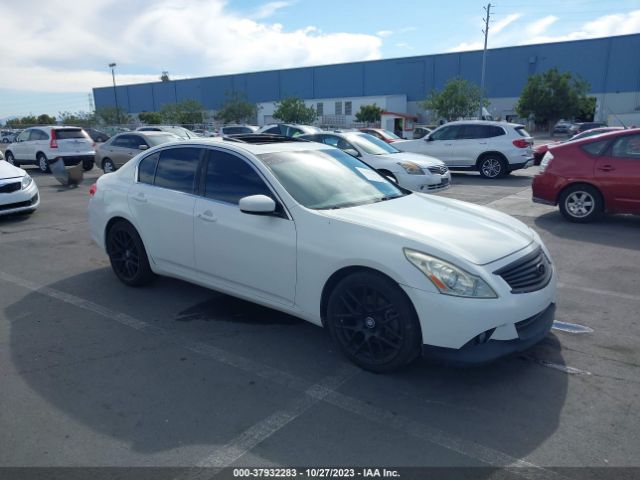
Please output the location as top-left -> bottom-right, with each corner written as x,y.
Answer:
138,111 -> 163,124
516,67 -> 590,134
58,111 -> 97,127
159,100 -> 204,125
37,114 -> 56,125
355,104 -> 383,124
421,77 -> 487,121
95,107 -> 131,125
215,91 -> 258,124
272,97 -> 317,124
576,96 -> 597,122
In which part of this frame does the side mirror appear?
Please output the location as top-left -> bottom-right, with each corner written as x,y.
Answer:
425,136 -> 434,142
344,148 -> 360,157
139,144 -> 149,150
239,195 -> 276,214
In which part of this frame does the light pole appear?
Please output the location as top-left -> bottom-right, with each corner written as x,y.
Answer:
479,3 -> 491,119
108,63 -> 121,125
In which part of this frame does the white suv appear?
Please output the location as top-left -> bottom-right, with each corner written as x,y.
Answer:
394,121 -> 534,178
4,126 -> 96,173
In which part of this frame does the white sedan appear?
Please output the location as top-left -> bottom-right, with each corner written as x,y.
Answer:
0,152 -> 39,216
299,131 -> 451,193
88,136 -> 556,372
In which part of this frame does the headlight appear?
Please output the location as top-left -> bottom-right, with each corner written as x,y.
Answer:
540,151 -> 553,172
404,248 -> 498,298
21,175 -> 33,189
396,161 -> 424,175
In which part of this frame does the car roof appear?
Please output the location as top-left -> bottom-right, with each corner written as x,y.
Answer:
440,120 -> 524,128
148,137 -> 330,156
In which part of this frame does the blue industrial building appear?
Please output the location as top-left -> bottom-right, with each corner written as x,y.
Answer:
93,33 -> 640,125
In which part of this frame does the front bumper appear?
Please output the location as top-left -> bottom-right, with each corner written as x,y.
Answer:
421,303 -> 555,366
398,171 -> 452,192
0,182 -> 40,216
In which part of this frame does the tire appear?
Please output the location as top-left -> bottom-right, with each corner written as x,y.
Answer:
478,154 -> 507,179
102,158 -> 116,173
558,184 -> 603,223
82,159 -> 94,171
2,138 -> 8,143
106,221 -> 155,286
37,153 -> 50,173
326,271 -> 421,373
4,151 -> 16,166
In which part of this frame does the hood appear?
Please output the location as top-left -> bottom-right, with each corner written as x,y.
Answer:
320,194 -> 533,265
380,151 -> 445,168
0,160 -> 26,180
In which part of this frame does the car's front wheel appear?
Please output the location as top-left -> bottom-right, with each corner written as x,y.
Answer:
37,153 -> 50,173
106,221 -> 155,286
559,184 -> 603,223
478,155 -> 507,179
326,271 -> 421,373
4,151 -> 16,165
102,158 -> 116,173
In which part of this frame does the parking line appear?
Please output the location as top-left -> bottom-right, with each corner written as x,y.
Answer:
0,270 -> 562,478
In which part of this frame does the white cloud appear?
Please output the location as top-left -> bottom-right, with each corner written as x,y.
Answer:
377,30 -> 394,37
491,13 -> 523,35
0,0 -> 382,96
526,16 -> 558,37
450,9 -> 640,52
251,1 -> 294,19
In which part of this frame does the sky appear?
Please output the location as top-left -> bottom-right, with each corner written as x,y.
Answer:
2,0 -> 640,119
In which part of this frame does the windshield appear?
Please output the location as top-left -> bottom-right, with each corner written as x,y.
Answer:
344,133 -> 400,155
259,149 -> 406,210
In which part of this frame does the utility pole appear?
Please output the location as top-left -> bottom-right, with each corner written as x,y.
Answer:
109,63 -> 121,125
479,3 -> 491,119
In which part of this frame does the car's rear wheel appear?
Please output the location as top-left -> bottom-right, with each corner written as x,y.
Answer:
106,221 -> 155,286
102,158 -> 116,173
559,184 -> 602,223
4,151 -> 16,165
326,271 -> 421,373
82,159 -> 94,171
37,153 -> 50,173
478,155 -> 507,178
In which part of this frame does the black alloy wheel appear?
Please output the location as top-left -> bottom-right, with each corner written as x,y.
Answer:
327,272 -> 421,372
106,221 -> 155,286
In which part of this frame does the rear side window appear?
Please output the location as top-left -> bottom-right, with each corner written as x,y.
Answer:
263,126 -> 280,134
514,127 -> 531,137
581,140 -> 610,156
460,125 -> 504,139
30,130 -> 49,140
154,147 -> 202,194
611,134 -> 640,159
204,150 -> 272,204
55,129 -> 86,140
138,153 -> 159,184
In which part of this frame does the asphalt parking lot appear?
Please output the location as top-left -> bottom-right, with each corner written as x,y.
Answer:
1,160 -> 639,478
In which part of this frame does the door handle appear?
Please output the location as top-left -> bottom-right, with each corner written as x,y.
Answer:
444,143 -> 453,146
132,194 -> 147,203
197,210 -> 217,222
598,165 -> 615,172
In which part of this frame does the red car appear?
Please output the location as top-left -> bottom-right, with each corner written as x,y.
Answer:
532,128 -> 640,222
533,127 -> 623,165
359,128 -> 403,143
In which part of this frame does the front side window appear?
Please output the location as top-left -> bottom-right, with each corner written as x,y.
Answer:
264,126 -> 280,134
17,130 -> 30,142
430,126 -> 461,141
112,135 -> 133,148
259,149 -> 406,210
204,150 -> 272,204
611,134 -> 640,159
154,147 -> 202,194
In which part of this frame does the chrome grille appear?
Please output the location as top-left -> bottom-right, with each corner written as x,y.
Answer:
0,182 -> 21,194
494,247 -> 552,294
427,165 -> 448,175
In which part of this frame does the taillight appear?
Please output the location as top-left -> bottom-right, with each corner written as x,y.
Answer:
89,183 -> 97,197
49,130 -> 58,149
540,152 -> 554,172
512,139 -> 529,148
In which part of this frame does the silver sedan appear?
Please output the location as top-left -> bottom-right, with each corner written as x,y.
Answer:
96,131 -> 181,172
